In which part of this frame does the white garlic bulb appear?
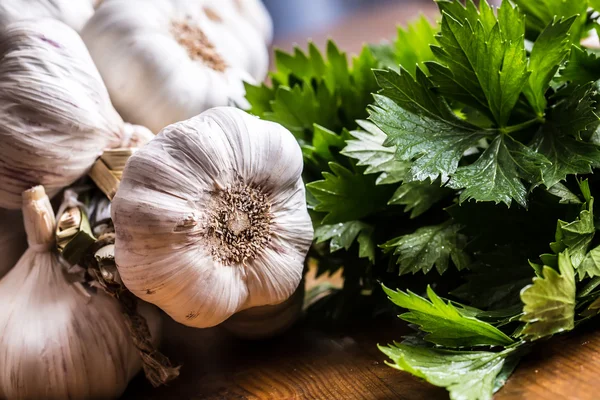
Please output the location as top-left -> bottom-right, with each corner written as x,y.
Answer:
112,107 -> 314,328
228,0 -> 273,44
223,281 -> 305,339
0,0 -> 95,32
0,186 -> 161,400
82,0 -> 269,133
0,19 -> 135,210
0,209 -> 27,278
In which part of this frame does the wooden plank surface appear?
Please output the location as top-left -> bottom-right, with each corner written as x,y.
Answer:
123,2 -> 600,399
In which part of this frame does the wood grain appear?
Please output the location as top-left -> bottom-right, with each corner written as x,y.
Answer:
123,316 -> 447,400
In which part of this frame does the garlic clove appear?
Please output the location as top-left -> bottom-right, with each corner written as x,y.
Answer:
230,0 -> 274,45
112,107 -> 314,328
0,186 -> 162,399
0,19 -> 127,209
0,0 -> 95,32
223,281 -> 305,339
0,209 -> 27,278
82,0 -> 267,133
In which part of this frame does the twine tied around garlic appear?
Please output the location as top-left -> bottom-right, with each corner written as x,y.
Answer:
56,192 -> 180,387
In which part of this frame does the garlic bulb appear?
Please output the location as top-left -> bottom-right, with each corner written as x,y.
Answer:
223,280 -> 305,339
0,209 -> 27,278
0,1 -> 95,32
82,0 -> 269,133
112,107 -> 314,328
229,0 -> 273,44
0,19 -> 134,210
0,186 -> 161,400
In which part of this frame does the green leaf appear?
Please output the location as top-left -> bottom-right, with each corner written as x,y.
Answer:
524,17 -> 577,115
372,15 -> 438,75
244,82 -> 275,117
303,124 -> 346,163
370,68 -> 488,182
381,223 -> 470,275
429,0 -> 530,126
379,343 -> 516,400
383,285 -> 514,347
546,183 -> 583,204
532,84 -> 600,187
247,40 -> 381,143
341,120 -> 409,185
552,195 -> 595,267
512,0 -> 587,40
450,135 -> 550,207
314,221 -> 375,262
520,251 -> 576,340
578,246 -> 600,279
388,179 -> 453,218
452,257 -> 534,310
307,162 -> 393,224
534,130 -> 600,187
560,46 -> 600,84
265,83 -> 337,140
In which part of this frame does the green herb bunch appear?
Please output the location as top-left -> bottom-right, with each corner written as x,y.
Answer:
245,0 -> 600,398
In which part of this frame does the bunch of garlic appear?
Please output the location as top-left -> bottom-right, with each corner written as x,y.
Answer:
82,0 -> 270,133
0,209 -> 27,278
0,0 -> 96,32
112,107 -> 313,328
0,186 -> 161,400
0,19 -> 150,210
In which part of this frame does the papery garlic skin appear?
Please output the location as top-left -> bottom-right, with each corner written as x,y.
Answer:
112,107 -> 314,328
82,0 -> 268,133
0,209 -> 27,278
0,19 -> 126,210
0,0 -> 95,32
0,187 -> 161,400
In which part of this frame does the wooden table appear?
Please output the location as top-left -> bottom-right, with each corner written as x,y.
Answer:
124,2 -> 600,399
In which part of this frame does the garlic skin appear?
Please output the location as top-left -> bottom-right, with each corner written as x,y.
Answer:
0,1 -> 95,32
112,107 -> 314,328
0,209 -> 27,278
223,280 -> 305,339
0,187 -> 161,400
82,0 -> 269,133
0,19 -> 128,210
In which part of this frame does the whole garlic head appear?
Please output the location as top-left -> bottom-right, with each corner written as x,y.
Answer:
0,0 -> 95,32
82,0 -> 269,133
0,186 -> 161,400
112,107 -> 314,328
0,19 -> 129,210
0,209 -> 27,278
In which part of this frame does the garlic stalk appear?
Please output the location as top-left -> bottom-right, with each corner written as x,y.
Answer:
0,209 -> 27,278
82,0 -> 269,133
0,0 -> 95,32
112,107 -> 314,328
0,19 -> 147,210
0,186 -> 162,400
223,281 -> 305,339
